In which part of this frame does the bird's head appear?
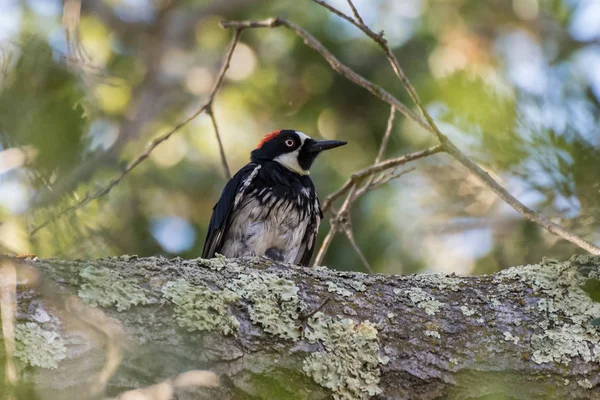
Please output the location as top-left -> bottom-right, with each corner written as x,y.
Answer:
250,129 -> 347,175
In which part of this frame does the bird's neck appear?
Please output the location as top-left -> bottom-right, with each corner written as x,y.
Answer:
273,154 -> 310,176
259,161 -> 313,185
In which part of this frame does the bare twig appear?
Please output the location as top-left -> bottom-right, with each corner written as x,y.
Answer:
314,181 -> 374,272
375,106 -> 395,164
322,105 -> 394,273
310,0 -> 423,120
311,0 -> 381,42
353,167 -> 415,199
299,297 -> 331,321
208,28 -> 242,104
314,184 -> 357,266
345,0 -> 365,26
202,28 -> 242,181
361,105 -> 395,191
221,19 -> 429,132
321,145 -> 442,213
207,108 -> 232,179
222,16 -> 600,255
342,223 -> 373,273
312,223 -> 338,267
30,29 -> 243,236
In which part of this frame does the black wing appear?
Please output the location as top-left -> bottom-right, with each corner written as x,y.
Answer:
295,198 -> 323,267
202,163 -> 260,258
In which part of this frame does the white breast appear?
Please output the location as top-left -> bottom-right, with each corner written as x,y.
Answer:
220,191 -> 312,263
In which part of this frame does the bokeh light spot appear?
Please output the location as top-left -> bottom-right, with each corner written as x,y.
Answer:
302,64 -> 333,95
88,120 -> 119,151
149,132 -> 187,168
513,0 -> 539,21
94,83 -> 131,114
185,67 -> 214,95
317,108 -> 340,139
226,43 -> 257,81
0,180 -> 29,214
151,217 -> 196,254
79,16 -> 112,65
0,146 -> 38,174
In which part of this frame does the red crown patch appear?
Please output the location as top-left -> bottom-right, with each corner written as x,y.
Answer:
256,130 -> 282,149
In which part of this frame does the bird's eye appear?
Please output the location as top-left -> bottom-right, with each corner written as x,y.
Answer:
285,139 -> 295,147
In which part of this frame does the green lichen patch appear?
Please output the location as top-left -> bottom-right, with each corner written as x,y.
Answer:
503,331 -> 520,345
578,378 -> 593,389
227,272 -> 305,340
78,265 -> 148,312
411,273 -> 465,291
14,322 -> 66,369
490,297 -> 502,307
162,279 -> 240,335
397,287 -> 443,315
327,282 -> 352,297
498,257 -> 600,365
302,312 -> 389,400
349,281 -> 366,292
460,305 -> 476,317
425,330 -> 441,339
195,254 -> 238,271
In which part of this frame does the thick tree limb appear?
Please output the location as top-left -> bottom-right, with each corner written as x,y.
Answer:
4,255 -> 600,399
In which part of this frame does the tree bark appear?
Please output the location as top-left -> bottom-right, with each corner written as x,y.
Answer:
3,254 -> 600,400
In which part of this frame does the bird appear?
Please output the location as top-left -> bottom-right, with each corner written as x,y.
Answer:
202,129 -> 347,266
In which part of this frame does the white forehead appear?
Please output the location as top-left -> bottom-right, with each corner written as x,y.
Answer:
295,131 -> 311,144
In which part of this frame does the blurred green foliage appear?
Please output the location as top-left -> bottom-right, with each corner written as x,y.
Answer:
0,38 -> 88,188
0,0 -> 598,275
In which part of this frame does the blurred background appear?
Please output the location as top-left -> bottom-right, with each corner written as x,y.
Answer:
0,0 -> 598,275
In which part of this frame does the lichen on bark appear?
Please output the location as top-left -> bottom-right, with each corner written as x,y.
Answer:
6,254 -> 600,399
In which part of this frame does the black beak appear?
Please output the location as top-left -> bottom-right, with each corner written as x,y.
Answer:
307,139 -> 347,153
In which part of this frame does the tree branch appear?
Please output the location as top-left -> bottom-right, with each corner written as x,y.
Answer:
207,107 -> 231,179
6,255 -> 600,399
313,184 -> 357,267
345,0 -> 365,26
321,145 -> 442,213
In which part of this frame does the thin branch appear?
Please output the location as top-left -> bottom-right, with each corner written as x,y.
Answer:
321,145 -> 442,213
208,29 -> 242,102
345,0 -> 365,26
361,105 -> 395,192
220,19 -> 429,132
30,29 -> 243,236
341,221 -> 373,273
313,222 -> 338,267
207,107 -> 232,179
322,104 -> 393,273
353,167 -> 415,199
375,106 -> 395,164
313,184 -> 357,267
299,297 -> 331,321
222,17 -> 600,255
310,0 -> 424,121
314,106 -> 408,270
310,0 -> 382,42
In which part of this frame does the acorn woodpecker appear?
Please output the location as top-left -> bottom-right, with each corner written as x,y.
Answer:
202,129 -> 347,266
